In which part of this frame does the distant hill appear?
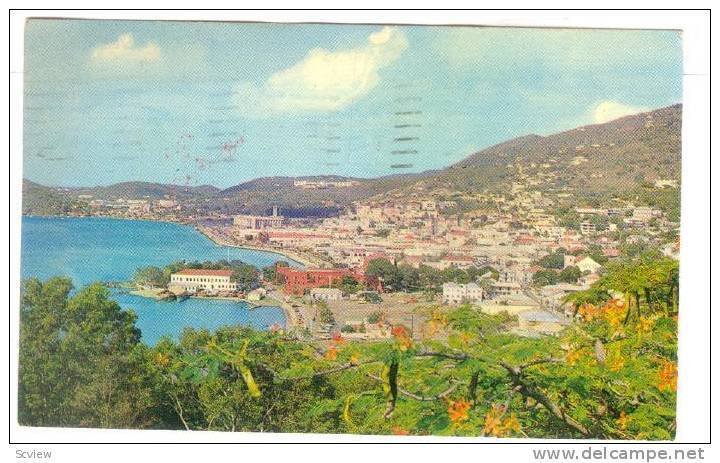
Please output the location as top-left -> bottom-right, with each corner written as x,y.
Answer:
379,104 -> 681,202
22,180 -> 88,216
447,104 -> 681,192
65,181 -> 220,200
23,104 -> 681,217
210,174 -> 427,216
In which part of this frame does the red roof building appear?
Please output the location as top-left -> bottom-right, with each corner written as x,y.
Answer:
173,268 -> 233,277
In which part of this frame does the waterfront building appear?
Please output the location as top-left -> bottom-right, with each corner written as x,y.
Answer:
169,269 -> 236,293
247,288 -> 267,301
233,207 -> 285,229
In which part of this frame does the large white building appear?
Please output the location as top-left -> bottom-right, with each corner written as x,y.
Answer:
442,282 -> 484,304
233,206 -> 284,230
169,269 -> 237,293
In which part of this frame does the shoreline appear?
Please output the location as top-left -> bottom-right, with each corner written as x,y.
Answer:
128,289 -> 285,310
23,213 -> 312,268
194,224 -> 318,268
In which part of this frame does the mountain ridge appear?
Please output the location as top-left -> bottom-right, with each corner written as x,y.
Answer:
23,104 -> 681,216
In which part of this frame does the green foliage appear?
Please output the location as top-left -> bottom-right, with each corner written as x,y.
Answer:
537,250 -> 566,270
365,259 -> 402,291
366,310 -> 385,324
533,269 -> 560,287
316,301 -> 335,324
338,275 -> 363,294
559,265 -> 582,283
18,278 -> 154,428
19,264 -> 678,439
133,266 -> 169,288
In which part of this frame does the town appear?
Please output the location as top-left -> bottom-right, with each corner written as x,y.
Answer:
103,166 -> 680,342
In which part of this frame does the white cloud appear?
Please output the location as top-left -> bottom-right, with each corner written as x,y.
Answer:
233,27 -> 407,115
89,34 -> 161,70
592,100 -> 647,123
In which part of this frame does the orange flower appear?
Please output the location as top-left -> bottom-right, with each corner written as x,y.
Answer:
392,426 -> 410,435
578,303 -> 601,321
332,333 -> 346,345
503,413 -> 521,434
658,360 -> 678,392
603,302 -> 626,330
616,411 -> 631,430
391,325 -> 408,338
637,316 -> 654,334
324,346 -> 339,361
448,399 -> 472,424
607,352 -> 625,372
482,404 -> 506,436
483,404 -> 521,437
566,349 -> 582,366
349,352 -> 361,366
155,352 -> 170,367
392,325 -> 413,351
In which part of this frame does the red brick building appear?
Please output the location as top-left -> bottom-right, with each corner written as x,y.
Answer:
275,264 -> 381,295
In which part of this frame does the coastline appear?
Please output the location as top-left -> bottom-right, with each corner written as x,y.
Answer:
128,289 -> 285,310
194,224 -> 317,268
23,213 -> 311,268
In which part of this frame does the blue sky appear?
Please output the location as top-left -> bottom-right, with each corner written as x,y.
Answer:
23,19 -> 682,188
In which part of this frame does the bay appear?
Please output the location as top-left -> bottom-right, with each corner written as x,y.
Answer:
20,216 -> 295,344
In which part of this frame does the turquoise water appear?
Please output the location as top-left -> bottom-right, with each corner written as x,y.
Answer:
20,216 -> 294,344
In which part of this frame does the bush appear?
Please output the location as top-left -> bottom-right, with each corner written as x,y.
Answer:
366,310 -> 385,324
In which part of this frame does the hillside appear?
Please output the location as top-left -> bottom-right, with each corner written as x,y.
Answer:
378,104 -> 681,202
22,104 -> 681,217
206,174 -> 427,216
451,104 -> 681,191
66,182 -> 220,200
22,180 -> 89,216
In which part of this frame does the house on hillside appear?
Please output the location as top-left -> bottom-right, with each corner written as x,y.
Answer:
563,255 -> 602,274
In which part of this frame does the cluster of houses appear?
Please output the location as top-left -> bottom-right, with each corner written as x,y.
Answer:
133,170 -> 677,339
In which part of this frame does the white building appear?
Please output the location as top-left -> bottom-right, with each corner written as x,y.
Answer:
247,288 -> 267,301
442,283 -> 483,304
234,206 -> 284,230
630,206 -> 662,223
579,221 -> 597,235
169,269 -> 237,293
489,281 -> 522,298
564,255 -> 602,274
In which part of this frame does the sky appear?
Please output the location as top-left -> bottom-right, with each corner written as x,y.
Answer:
23,19 -> 683,188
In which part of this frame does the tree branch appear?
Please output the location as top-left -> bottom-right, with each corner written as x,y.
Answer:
367,373 -> 459,402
